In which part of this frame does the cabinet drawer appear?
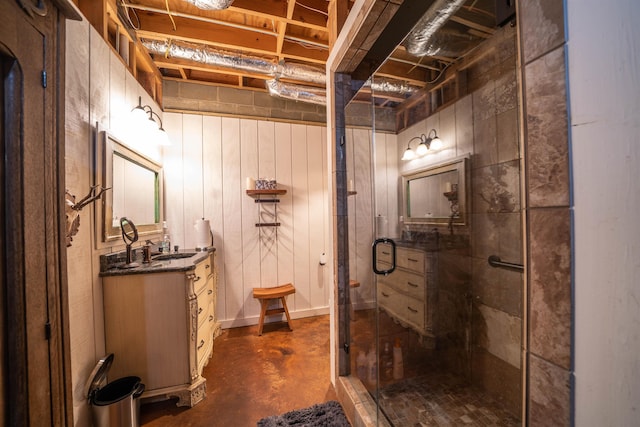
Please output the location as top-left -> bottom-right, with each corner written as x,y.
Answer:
397,270 -> 425,300
405,296 -> 425,330
193,261 -> 209,295
376,243 -> 394,265
397,248 -> 425,274
377,283 -> 403,318
196,327 -> 213,371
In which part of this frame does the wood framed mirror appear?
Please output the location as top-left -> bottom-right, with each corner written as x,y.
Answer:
401,156 -> 468,226
99,130 -> 163,243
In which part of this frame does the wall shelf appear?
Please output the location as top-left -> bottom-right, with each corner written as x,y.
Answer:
246,189 -> 286,229
246,189 -> 287,196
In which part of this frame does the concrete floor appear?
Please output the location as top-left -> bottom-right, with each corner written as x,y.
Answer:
140,315 -> 337,426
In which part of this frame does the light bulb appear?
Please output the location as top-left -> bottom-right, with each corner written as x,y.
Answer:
156,128 -> 171,146
130,105 -> 148,122
401,147 -> 416,161
415,141 -> 429,156
430,136 -> 443,150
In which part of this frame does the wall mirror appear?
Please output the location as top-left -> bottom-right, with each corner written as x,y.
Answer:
401,157 -> 468,226
100,131 -> 163,242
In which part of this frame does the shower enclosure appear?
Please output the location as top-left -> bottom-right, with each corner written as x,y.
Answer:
338,8 -> 525,426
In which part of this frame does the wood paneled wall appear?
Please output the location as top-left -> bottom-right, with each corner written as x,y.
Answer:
162,113 -> 332,327
65,18 -> 163,426
345,128 -> 398,309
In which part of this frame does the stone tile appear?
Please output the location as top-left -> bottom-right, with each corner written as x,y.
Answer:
472,256 -> 522,317
439,103 -> 456,154
471,347 -> 522,417
470,212 -> 499,259
497,108 -> 520,164
519,0 -> 566,64
472,161 -> 521,214
455,94 -> 474,157
525,47 -> 570,208
473,117 -> 498,169
473,81 -> 497,122
495,69 -> 518,116
528,354 -> 570,427
529,208 -> 571,369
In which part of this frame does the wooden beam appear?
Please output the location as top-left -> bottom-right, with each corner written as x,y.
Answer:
328,0 -> 349,48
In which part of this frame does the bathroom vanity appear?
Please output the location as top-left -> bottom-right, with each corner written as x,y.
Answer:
376,242 -> 437,344
100,249 -> 220,407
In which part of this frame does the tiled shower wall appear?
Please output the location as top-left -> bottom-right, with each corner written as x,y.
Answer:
519,1 -> 572,425
397,23 -> 523,417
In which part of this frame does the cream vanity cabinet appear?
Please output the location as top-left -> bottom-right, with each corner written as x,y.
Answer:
376,244 -> 436,341
102,250 -> 220,407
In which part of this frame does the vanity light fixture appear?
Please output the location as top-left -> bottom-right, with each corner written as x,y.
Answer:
131,96 -> 171,146
401,129 -> 443,161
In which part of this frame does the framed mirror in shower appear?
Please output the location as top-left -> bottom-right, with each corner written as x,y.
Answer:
98,130 -> 163,243
401,156 -> 469,226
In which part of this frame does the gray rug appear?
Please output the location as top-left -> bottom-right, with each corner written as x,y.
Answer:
257,400 -> 351,427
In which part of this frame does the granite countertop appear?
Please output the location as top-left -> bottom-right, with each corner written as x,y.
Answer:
392,234 -> 468,252
100,247 -> 215,277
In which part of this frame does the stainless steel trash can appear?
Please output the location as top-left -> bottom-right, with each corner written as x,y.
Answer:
85,354 -> 145,427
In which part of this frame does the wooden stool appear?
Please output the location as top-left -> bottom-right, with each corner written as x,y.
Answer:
349,279 -> 360,320
252,283 -> 296,336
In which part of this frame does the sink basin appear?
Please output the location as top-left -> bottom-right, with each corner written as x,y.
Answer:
153,252 -> 196,261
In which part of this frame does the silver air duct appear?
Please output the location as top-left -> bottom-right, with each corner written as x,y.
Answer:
142,39 -> 326,85
266,80 -> 327,105
370,79 -> 416,97
404,0 -> 468,56
143,39 -> 419,104
266,78 -> 421,106
183,0 -> 234,10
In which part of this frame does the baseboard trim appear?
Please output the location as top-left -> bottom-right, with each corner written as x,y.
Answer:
219,306 -> 330,329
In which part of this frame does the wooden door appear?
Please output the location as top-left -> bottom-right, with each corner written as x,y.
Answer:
0,1 -> 71,425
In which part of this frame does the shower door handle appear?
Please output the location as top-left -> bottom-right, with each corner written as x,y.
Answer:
372,238 -> 396,275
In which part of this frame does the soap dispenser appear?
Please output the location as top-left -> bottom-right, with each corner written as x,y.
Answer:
161,221 -> 171,253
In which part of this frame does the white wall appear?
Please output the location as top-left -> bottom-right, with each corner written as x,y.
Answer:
65,18 -> 164,426
346,129 -> 398,308
568,1 -> 640,425
162,113 -> 332,327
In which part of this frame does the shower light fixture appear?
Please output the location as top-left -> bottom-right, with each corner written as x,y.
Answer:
401,129 -> 443,161
131,96 -> 171,146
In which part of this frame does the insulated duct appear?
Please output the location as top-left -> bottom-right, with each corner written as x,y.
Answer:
142,39 -> 326,85
266,78 -> 420,106
143,39 -> 420,104
404,0 -> 472,57
183,0 -> 233,10
266,80 -> 327,105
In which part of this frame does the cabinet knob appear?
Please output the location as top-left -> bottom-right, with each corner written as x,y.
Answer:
407,306 -> 418,313
208,289 -> 213,295
198,307 -> 203,314
407,282 -> 418,287
194,276 -> 201,282
381,292 -> 389,298
208,315 -> 213,321
197,340 -> 205,349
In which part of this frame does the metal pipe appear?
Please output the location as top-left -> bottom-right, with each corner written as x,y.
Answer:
488,255 -> 524,272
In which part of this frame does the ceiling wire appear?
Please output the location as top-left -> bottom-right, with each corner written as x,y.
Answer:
295,1 -> 329,16
119,0 -> 140,30
165,0 -> 177,31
